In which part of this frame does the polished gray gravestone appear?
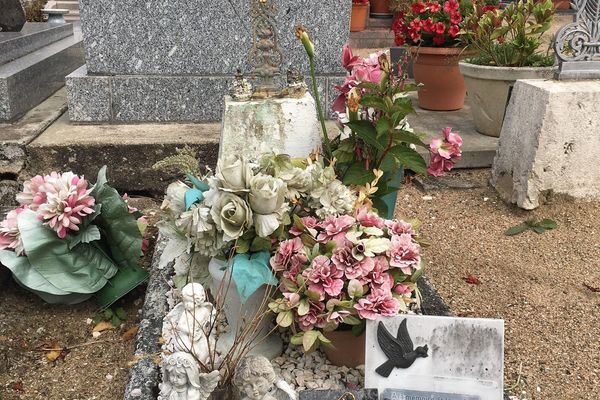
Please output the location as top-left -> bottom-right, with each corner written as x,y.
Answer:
365,315 -> 504,400
299,389 -> 379,400
0,0 -> 26,32
554,0 -> 600,79
66,0 -> 351,123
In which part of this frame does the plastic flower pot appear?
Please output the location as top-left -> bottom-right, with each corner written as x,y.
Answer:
409,46 -> 474,111
322,329 -> 366,367
350,3 -> 369,32
459,62 -> 556,137
95,266 -> 149,309
370,0 -> 393,18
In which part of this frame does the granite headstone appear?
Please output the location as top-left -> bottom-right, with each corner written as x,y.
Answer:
0,0 -> 26,32
365,315 -> 504,400
299,389 -> 379,400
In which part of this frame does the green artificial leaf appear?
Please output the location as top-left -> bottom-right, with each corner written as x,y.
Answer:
276,310 -> 294,328
89,166 -> 108,198
236,238 -> 250,254
504,223 -> 530,236
0,250 -> 71,296
360,95 -> 386,110
343,163 -> 376,186
17,210 -> 118,294
376,117 -> 392,139
290,332 -> 304,346
342,315 -> 362,326
115,307 -> 127,320
345,121 -> 385,151
537,218 -> 557,230
410,265 -> 425,283
298,298 -> 310,316
111,315 -> 122,327
93,178 -> 143,269
324,241 -> 337,254
389,145 -> 428,175
293,214 -> 305,232
306,290 -> 321,302
379,153 -> 399,173
393,130 -> 428,148
250,236 -> 271,252
69,225 -> 102,249
318,332 -> 333,347
302,330 -> 320,352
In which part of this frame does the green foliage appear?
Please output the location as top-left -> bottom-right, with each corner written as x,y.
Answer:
24,0 -> 47,22
93,307 -> 128,327
504,218 -> 557,236
461,0 -> 555,67
152,145 -> 201,176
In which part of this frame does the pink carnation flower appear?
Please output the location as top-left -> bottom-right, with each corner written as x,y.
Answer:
317,215 -> 355,247
16,175 -> 46,210
270,237 -> 307,272
356,207 -> 384,228
331,245 -> 375,280
289,216 -> 319,237
298,301 -> 326,332
387,234 -> 421,274
37,172 -> 95,239
0,207 -> 25,255
302,255 -> 345,299
364,256 -> 393,287
385,219 -> 415,236
354,286 -> 401,320
428,127 -> 462,177
394,283 -> 413,295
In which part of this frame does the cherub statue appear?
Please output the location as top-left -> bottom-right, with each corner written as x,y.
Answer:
163,283 -> 217,366
230,69 -> 253,101
234,355 -> 297,400
159,352 -> 221,400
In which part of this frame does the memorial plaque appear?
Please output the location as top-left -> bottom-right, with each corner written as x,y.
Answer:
365,315 -> 504,400
299,389 -> 379,400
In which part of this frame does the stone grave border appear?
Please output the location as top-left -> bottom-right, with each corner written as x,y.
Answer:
123,235 -> 454,400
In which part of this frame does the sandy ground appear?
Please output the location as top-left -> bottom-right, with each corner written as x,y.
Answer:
395,169 -> 600,400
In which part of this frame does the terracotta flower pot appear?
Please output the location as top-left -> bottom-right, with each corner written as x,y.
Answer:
552,0 -> 570,9
370,0 -> 393,18
322,330 -> 365,367
350,3 -> 369,32
409,46 -> 472,111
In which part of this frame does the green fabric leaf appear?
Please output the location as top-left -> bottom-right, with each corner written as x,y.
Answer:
90,166 -> 108,198
389,145 -> 428,175
504,223 -> 529,236
94,182 -> 143,269
342,163 -> 376,186
0,250 -> 71,295
17,210 -> 118,294
345,121 -> 385,151
393,129 -> 428,148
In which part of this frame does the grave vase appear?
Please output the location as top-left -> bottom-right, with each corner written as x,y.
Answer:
350,3 -> 369,32
322,329 -> 366,367
208,257 -> 283,360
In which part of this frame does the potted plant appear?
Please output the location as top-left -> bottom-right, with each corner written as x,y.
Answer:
268,208 -> 425,367
459,0 -> 556,137
351,0 -> 370,32
371,0 -> 394,18
391,0 -> 484,110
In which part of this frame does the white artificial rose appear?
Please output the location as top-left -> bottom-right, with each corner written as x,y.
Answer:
248,173 -> 286,215
161,181 -> 189,214
216,155 -> 254,192
210,193 -> 253,241
277,167 -> 312,199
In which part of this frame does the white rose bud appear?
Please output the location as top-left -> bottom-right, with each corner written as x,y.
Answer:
249,173 -> 286,215
216,155 -> 253,192
210,193 -> 253,241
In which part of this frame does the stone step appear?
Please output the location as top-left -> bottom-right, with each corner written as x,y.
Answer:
0,22 -> 73,65
367,17 -> 393,29
64,10 -> 80,21
349,28 -> 395,49
55,0 -> 80,11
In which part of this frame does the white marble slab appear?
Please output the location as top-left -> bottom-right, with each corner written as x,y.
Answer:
365,315 -> 504,400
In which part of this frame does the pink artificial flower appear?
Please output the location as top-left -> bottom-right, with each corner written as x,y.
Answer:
283,292 -> 301,307
331,245 -> 375,280
449,24 -> 460,38
356,207 -> 384,229
37,172 -> 96,239
297,301 -> 326,332
342,44 -> 361,72
387,234 -> 421,274
16,175 -> 46,210
364,256 -> 393,287
302,255 -> 345,299
122,193 -> 139,214
422,17 -> 435,33
289,216 -> 319,236
317,215 -> 355,247
0,208 -> 25,255
354,286 -> 401,320
427,1 -> 441,12
434,22 -> 445,35
385,219 -> 416,236
443,126 -> 463,148
428,127 -> 462,177
394,283 -> 413,295
326,309 -> 351,325
270,237 -> 307,272
428,153 -> 456,177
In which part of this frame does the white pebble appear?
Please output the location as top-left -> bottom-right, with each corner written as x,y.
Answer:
92,331 -> 102,338
106,374 -> 113,381
422,195 -> 433,201
483,197 -> 490,202
86,318 -> 93,325
131,388 -> 142,397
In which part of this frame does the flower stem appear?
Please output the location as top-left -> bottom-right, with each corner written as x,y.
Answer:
308,57 -> 332,163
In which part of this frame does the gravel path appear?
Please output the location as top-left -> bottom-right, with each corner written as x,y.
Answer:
395,169 -> 600,400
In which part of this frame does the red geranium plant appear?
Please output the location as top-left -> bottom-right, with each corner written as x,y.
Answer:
392,0 -> 478,47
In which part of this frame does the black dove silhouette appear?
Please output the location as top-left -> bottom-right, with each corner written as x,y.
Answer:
375,319 -> 428,377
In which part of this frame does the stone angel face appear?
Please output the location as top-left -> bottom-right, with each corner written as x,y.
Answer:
159,352 -> 220,400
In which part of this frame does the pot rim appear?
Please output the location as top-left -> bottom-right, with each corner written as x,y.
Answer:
407,46 -> 476,56
352,3 -> 369,8
459,61 -> 557,80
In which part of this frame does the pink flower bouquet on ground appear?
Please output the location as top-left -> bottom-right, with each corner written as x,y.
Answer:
268,208 -> 423,351
0,167 -> 147,306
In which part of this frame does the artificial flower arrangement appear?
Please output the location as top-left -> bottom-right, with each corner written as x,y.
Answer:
155,148 -> 359,300
392,0 -> 476,47
268,206 -> 424,351
0,167 -> 147,307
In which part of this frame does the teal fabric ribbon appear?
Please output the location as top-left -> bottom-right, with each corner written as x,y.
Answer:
184,174 -> 210,210
231,251 -> 278,303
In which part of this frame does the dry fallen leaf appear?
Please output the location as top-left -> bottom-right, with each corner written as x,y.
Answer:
93,321 -> 115,333
583,283 -> 600,293
46,349 -> 62,362
122,326 -> 139,341
463,274 -> 481,285
12,381 -> 24,392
